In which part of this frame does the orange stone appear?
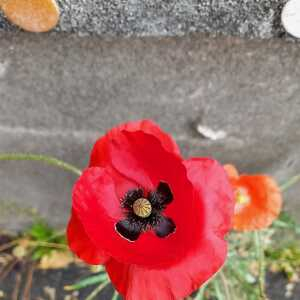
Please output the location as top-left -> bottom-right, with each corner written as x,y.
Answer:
0,0 -> 59,32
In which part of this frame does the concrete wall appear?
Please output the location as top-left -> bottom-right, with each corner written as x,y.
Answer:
0,32 -> 299,231
0,0 -> 292,39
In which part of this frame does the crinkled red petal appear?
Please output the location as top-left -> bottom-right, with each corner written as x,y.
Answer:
67,210 -> 109,265
122,120 -> 181,156
106,234 -> 227,300
90,119 -> 180,170
184,158 -> 234,237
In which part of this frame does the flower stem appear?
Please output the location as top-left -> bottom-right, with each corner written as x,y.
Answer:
219,270 -> 231,300
28,240 -> 68,250
64,274 -> 108,291
194,285 -> 207,300
85,280 -> 109,300
111,290 -> 119,300
213,279 -> 224,300
254,231 -> 268,300
280,174 -> 300,192
0,153 -> 82,177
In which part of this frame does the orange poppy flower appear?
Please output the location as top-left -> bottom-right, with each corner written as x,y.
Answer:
0,0 -> 59,32
224,164 -> 282,231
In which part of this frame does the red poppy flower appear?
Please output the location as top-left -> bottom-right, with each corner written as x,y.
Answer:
67,120 -> 234,299
224,164 -> 282,231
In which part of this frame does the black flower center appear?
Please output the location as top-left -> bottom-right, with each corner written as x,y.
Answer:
115,182 -> 176,242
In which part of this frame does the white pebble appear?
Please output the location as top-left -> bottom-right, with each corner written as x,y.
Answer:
196,125 -> 227,141
282,0 -> 300,38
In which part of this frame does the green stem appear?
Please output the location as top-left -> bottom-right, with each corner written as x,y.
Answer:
111,290 -> 119,300
254,231 -> 267,300
280,174 -> 300,192
65,273 -> 108,291
219,270 -> 231,300
85,281 -> 109,300
28,240 -> 68,250
194,285 -> 207,300
0,153 -> 82,176
213,279 -> 224,300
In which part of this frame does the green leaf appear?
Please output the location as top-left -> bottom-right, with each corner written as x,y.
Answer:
31,247 -> 51,260
27,221 -> 55,241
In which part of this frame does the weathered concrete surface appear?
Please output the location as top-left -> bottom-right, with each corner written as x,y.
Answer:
0,0 -> 292,39
0,32 -> 299,231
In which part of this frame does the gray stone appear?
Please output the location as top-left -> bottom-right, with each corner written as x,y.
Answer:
0,32 -> 299,231
0,0 -> 293,39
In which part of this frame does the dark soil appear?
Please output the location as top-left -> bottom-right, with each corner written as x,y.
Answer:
266,272 -> 300,300
0,263 -> 114,300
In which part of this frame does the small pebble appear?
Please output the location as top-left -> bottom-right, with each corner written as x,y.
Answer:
196,124 -> 227,141
0,0 -> 60,32
282,0 -> 300,38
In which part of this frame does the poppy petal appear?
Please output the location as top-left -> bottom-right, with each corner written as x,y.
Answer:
115,219 -> 142,242
90,120 -> 180,170
122,120 -> 181,156
184,158 -> 234,237
154,216 -> 176,238
71,167 -> 129,262
106,234 -> 227,299
224,164 -> 239,179
67,211 -> 109,265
